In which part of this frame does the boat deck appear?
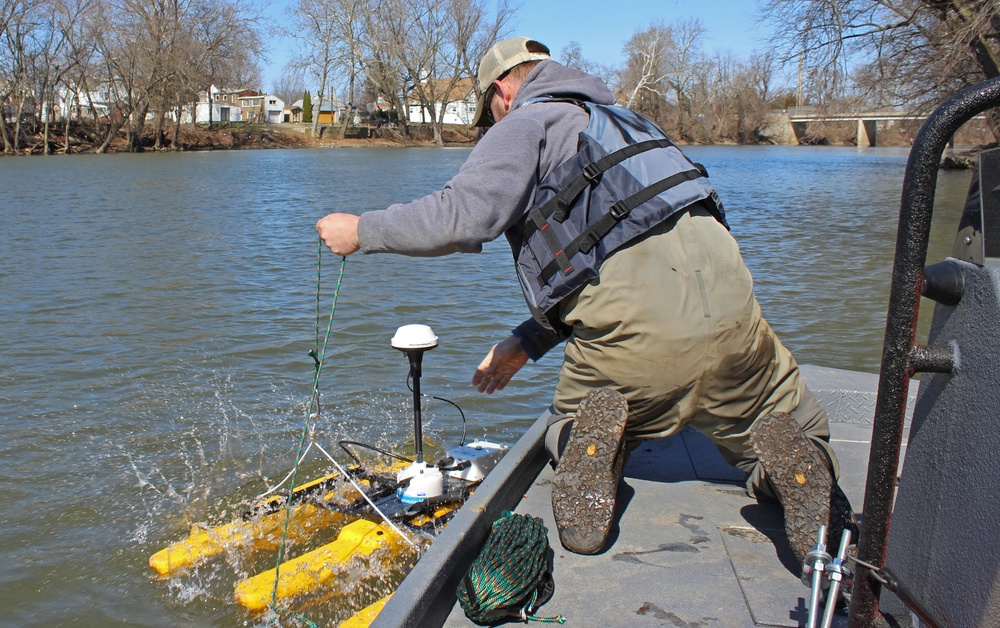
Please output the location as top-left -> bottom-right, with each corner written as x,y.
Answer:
447,421 -> 877,627
373,365 -> 915,628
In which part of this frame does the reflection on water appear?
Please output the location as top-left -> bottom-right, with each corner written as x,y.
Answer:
0,146 -> 971,623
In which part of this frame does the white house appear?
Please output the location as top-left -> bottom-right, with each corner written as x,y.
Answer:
177,85 -> 244,124
182,102 -> 242,123
55,83 -> 129,122
264,95 -> 284,123
406,77 -> 476,126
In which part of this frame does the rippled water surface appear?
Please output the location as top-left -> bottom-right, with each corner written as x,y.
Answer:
0,145 -> 970,625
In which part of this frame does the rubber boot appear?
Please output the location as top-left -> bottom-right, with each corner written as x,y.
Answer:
751,411 -> 857,564
551,388 -> 628,555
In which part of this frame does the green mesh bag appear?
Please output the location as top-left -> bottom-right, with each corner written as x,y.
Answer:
456,511 -> 561,624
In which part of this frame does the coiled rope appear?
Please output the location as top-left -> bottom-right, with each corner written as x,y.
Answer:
457,511 -> 565,625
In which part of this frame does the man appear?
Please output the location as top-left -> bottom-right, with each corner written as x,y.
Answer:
316,37 -> 854,562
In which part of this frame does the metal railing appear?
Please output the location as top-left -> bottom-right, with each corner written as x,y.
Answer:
849,76 -> 1000,626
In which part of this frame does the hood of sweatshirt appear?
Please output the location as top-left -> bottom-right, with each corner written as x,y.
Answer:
511,60 -> 617,112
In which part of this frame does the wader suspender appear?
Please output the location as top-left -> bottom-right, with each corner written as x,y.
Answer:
520,136 -> 709,284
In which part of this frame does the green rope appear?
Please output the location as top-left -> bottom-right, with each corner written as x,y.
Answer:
268,236 -> 347,616
275,608 -> 320,628
457,511 -> 565,625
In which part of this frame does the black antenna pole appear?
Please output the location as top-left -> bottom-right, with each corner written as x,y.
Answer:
408,350 -> 425,464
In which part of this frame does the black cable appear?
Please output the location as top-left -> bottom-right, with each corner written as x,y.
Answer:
406,372 -> 468,445
338,440 -> 414,466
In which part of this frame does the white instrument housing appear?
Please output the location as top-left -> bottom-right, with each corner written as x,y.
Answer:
444,440 -> 509,482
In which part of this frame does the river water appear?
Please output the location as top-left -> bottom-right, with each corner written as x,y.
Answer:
0,145 -> 971,625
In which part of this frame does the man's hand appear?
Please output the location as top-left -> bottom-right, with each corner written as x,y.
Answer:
473,335 -> 529,394
316,213 -> 361,256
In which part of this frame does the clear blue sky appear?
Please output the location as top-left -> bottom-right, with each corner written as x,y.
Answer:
513,0 -> 770,67
261,0 -> 772,92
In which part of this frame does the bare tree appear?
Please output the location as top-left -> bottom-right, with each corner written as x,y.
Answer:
379,0 -> 454,144
284,0 -> 341,137
272,69 -> 306,106
10,0 -> 79,154
742,51 -> 777,138
619,19 -> 775,144
369,0 -> 514,144
0,0 -> 24,151
56,0 -> 99,153
90,0 -> 176,152
619,21 -> 674,118
328,0 -> 365,138
5,0 -> 86,154
0,0 -> 19,37
618,23 -> 674,121
559,40 -> 618,88
360,0 -> 411,135
0,0 -> 46,153
662,18 -> 706,138
560,41 -> 588,70
188,0 -> 265,131
761,0 -> 1000,137
693,51 -> 735,141
439,0 -> 514,141
453,0 -> 514,95
698,50 -> 775,143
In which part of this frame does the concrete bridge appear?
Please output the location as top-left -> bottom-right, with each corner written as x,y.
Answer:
764,108 -> 929,146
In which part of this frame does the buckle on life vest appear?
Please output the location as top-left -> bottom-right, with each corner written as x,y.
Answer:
582,162 -> 602,182
609,201 -> 630,220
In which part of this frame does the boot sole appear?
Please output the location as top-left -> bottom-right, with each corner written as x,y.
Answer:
751,412 -> 833,563
551,388 -> 628,555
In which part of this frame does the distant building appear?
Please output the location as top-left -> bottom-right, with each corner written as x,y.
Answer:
212,87 -> 242,107
283,103 -> 303,123
287,97 -> 345,124
237,91 -> 285,124
55,83 -> 127,123
178,85 -> 243,124
407,77 -> 476,125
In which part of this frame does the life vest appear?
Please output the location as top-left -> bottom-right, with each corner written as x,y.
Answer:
504,99 -> 728,331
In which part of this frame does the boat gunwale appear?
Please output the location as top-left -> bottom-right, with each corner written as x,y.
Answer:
371,409 -> 552,627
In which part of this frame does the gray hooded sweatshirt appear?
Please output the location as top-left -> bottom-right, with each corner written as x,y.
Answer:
357,60 -> 615,256
356,61 -> 616,357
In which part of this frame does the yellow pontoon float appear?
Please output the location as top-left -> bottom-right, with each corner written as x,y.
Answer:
149,324 -> 508,624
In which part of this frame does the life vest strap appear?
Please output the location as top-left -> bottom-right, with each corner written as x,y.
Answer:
521,138 -> 675,243
538,167 -> 707,284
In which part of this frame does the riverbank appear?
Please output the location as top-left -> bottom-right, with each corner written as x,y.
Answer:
2,123 -> 480,155
4,121 -> 991,162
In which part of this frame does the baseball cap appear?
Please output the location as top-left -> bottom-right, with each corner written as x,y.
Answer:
470,37 -> 551,128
